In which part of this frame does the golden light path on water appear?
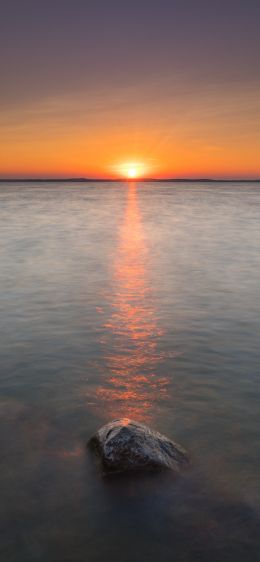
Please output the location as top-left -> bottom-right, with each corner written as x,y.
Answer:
96,183 -> 169,422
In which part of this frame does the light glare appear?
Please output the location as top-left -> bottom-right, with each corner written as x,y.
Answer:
113,161 -> 148,179
127,167 -> 137,178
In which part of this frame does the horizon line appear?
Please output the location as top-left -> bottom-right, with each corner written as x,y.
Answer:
1,177 -> 260,183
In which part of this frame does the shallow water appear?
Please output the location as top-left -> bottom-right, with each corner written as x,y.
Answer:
1,181 -> 260,561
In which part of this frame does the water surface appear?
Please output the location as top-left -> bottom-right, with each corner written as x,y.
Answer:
1,181 -> 260,561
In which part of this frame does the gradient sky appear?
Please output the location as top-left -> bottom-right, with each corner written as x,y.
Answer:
0,0 -> 260,179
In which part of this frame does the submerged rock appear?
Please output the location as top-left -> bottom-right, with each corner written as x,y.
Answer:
89,418 -> 189,474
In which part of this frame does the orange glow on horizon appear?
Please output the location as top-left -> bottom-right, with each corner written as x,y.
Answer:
0,3 -> 260,182
1,90 -> 260,180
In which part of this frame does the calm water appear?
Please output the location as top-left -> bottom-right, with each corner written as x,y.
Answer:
1,181 -> 260,561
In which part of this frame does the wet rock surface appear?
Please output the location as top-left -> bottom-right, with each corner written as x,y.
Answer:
89,418 -> 189,474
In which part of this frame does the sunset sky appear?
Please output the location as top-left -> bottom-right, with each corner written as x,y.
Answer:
1,0 -> 260,179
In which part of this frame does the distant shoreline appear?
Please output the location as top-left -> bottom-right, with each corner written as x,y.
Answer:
1,178 -> 260,183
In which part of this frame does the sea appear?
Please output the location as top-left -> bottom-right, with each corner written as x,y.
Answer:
1,180 -> 260,561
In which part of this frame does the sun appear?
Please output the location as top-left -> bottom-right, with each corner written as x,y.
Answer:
111,159 -> 152,180
127,167 -> 138,179
115,161 -> 145,180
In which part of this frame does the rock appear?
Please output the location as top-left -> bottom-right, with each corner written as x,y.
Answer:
89,418 -> 189,474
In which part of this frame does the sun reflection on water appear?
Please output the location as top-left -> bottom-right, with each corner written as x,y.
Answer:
96,183 -> 169,422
